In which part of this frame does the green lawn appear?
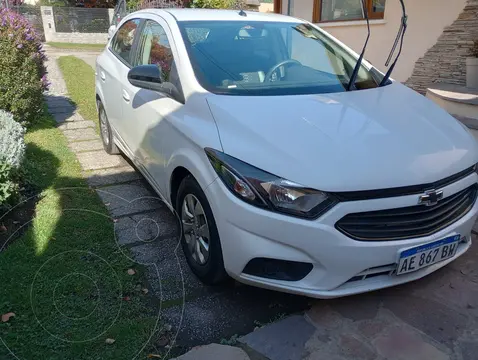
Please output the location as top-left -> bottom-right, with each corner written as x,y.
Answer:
58,56 -> 99,131
48,42 -> 107,51
0,111 -> 160,359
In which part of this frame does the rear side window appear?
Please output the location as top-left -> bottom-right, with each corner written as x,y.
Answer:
110,19 -> 140,65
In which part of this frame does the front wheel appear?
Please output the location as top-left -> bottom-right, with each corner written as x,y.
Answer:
176,175 -> 228,285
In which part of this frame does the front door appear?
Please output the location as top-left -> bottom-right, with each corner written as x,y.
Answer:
121,17 -> 183,195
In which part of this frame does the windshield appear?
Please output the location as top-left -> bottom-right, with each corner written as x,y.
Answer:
178,20 -> 384,96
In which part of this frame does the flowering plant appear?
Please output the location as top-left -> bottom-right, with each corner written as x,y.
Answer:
0,8 -> 48,126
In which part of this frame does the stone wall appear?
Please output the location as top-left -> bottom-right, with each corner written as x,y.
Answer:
405,0 -> 478,94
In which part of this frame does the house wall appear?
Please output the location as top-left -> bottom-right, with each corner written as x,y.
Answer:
406,0 -> 478,94
280,0 -> 467,83
259,2 -> 274,12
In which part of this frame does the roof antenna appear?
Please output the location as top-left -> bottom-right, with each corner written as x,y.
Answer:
238,2 -> 247,16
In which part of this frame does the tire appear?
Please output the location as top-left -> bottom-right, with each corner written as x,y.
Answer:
176,175 -> 228,285
98,101 -> 120,155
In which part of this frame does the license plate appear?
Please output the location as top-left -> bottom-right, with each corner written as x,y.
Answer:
396,235 -> 460,275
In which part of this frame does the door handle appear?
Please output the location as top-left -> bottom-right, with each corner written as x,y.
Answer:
100,71 -> 106,81
122,90 -> 130,102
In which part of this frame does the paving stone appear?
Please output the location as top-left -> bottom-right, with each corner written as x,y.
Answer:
95,180 -> 163,217
412,270 -> 478,318
58,120 -> 95,130
459,341 -> 478,360
114,207 -> 178,245
69,139 -> 104,153
76,150 -> 128,171
85,165 -> 141,186
328,292 -> 381,321
383,294 -> 469,348
46,98 -> 74,107
53,111 -> 85,123
68,140 -> 104,153
372,326 -> 449,360
172,344 -> 250,360
48,105 -> 77,114
239,315 -> 315,360
305,305 -> 346,330
339,334 -> 376,360
357,320 -> 390,338
62,128 -> 99,142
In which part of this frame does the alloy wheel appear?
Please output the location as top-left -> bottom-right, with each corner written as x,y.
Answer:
99,108 -> 110,146
181,194 -> 210,265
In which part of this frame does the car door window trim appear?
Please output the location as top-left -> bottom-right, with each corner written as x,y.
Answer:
109,18 -> 144,69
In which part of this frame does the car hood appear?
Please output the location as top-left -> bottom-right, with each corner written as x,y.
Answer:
206,83 -> 478,192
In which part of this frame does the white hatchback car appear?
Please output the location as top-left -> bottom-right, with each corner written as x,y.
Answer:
96,8 -> 478,298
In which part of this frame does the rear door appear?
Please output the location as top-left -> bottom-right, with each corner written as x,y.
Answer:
99,18 -> 141,143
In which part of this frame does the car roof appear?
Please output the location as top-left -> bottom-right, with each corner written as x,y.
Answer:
137,8 -> 300,23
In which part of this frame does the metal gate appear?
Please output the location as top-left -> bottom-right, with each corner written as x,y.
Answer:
9,5 -> 45,41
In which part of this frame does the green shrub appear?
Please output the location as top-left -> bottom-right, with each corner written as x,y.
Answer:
0,8 -> 48,127
0,110 -> 26,207
190,0 -> 236,9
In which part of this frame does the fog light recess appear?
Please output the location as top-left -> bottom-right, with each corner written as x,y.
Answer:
242,258 -> 313,282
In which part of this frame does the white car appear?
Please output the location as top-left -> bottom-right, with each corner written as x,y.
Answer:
96,8 -> 478,298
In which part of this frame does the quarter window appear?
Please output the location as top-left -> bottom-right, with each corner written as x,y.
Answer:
110,18 -> 140,65
313,0 -> 386,23
136,20 -> 175,82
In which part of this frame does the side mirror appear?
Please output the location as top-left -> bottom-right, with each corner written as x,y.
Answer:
128,65 -> 185,104
128,65 -> 163,92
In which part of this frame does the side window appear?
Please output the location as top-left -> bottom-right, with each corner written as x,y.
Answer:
111,19 -> 140,65
136,20 -> 175,83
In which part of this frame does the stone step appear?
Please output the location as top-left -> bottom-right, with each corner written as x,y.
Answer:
426,83 -> 478,121
454,115 -> 478,130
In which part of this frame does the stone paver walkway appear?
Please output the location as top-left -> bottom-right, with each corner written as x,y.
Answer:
46,51 -> 478,360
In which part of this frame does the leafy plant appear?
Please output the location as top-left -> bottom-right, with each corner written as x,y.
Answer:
0,110 -> 25,207
471,39 -> 478,58
0,8 -> 48,126
190,0 -> 236,9
0,110 -> 26,168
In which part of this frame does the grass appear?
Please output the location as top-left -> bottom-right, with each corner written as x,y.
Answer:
0,110 -> 160,359
47,42 -> 107,51
58,56 -> 99,131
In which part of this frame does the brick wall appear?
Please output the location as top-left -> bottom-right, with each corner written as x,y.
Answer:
405,0 -> 478,94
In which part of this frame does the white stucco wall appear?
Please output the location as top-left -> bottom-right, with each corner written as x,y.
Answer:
281,0 -> 467,82
259,3 -> 274,12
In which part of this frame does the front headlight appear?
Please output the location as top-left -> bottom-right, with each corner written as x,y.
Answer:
206,148 -> 337,219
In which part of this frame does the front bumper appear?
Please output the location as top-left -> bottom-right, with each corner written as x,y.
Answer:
205,172 -> 478,298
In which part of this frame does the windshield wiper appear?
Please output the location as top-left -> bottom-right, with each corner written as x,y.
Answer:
346,0 -> 370,91
379,0 -> 408,86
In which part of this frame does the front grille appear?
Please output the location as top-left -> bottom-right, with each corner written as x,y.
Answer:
336,185 -> 478,241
